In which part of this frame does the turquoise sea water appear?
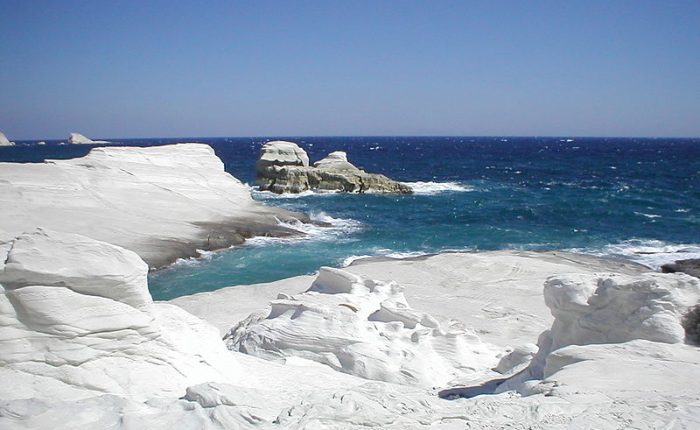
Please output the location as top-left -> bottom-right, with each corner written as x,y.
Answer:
2,136 -> 699,300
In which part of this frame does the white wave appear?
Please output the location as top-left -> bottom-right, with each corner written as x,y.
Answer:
341,250 -> 438,267
251,187 -> 340,200
170,249 -> 217,267
246,212 -> 362,247
341,255 -> 373,266
571,239 -> 700,270
403,181 -> 474,194
634,211 -> 662,219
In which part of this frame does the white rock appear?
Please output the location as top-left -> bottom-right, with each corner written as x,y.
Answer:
313,151 -> 358,171
0,131 -> 14,146
0,230 -> 245,403
257,140 -> 309,167
255,141 -> 411,194
173,251 -> 648,343
227,267 -> 501,388
67,132 -> 109,144
0,143 -> 305,267
525,272 -> 700,379
0,230 -> 420,429
3,242 -> 700,429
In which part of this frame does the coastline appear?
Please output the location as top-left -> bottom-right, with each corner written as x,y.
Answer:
2,140 -> 700,428
169,249 -> 650,339
0,143 -> 313,268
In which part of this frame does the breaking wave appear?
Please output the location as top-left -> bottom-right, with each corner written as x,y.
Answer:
403,181 -> 474,194
246,211 -> 362,246
571,239 -> 700,269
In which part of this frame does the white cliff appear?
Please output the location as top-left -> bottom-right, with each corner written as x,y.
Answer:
0,143 -> 308,267
67,132 -> 110,144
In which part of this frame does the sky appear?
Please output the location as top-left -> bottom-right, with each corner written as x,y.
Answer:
1,0 -> 699,140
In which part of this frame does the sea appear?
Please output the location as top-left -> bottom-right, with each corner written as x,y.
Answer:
2,136 -> 699,300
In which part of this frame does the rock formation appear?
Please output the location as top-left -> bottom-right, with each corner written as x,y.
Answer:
0,131 -> 14,146
0,143 -> 309,267
3,234 -> 700,428
256,140 -> 412,194
494,271 -> 700,393
226,267 -> 499,387
662,258 -> 700,278
0,230 -> 245,402
67,132 -> 110,144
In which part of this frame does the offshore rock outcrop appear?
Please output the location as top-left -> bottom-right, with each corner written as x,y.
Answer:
68,132 -> 110,144
0,131 -> 14,146
256,140 -> 412,194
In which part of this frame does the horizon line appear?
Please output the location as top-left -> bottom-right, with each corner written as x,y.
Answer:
6,133 -> 700,142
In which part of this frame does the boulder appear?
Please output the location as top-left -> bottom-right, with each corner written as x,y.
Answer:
256,141 -> 412,194
511,272 -> 700,383
0,131 -> 14,146
67,132 -> 110,144
0,229 -> 244,402
256,140 -> 309,170
662,258 -> 700,278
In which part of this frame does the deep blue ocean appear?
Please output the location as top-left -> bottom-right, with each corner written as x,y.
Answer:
2,136 -> 699,300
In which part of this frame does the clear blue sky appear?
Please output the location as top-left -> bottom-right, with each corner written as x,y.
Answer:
1,0 -> 699,139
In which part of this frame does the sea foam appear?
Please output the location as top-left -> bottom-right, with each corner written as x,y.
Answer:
403,181 -> 474,194
246,211 -> 362,246
572,239 -> 700,269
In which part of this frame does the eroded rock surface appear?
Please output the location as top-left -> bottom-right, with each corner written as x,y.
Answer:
226,267 -> 500,387
0,230 -> 245,402
496,271 -> 700,392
